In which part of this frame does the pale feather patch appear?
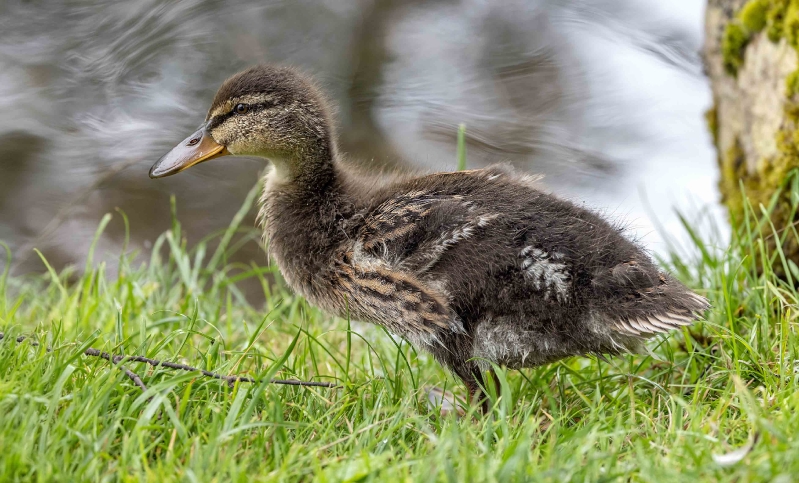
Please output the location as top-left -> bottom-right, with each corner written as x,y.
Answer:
615,319 -> 641,336
688,292 -> 710,306
515,173 -> 545,187
471,316 -> 532,371
664,312 -> 693,323
352,240 -> 385,270
411,214 -> 499,273
627,318 -> 649,333
645,317 -> 676,332
519,246 -> 571,302
427,278 -> 451,300
613,311 -> 700,337
406,330 -> 448,349
475,214 -> 497,227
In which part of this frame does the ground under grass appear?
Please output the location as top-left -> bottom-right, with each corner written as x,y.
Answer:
1,187 -> 799,482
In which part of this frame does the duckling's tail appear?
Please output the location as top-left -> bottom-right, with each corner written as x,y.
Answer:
591,260 -> 710,339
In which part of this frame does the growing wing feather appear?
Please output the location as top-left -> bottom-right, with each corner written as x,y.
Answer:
357,189 -> 493,274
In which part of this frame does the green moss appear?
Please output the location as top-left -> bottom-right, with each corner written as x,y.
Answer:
773,127 -> 799,178
722,0 -> 795,77
784,1 -> 799,47
719,131 -> 799,261
705,105 -> 719,148
719,138 -> 748,221
758,131 -> 799,267
741,0 -> 771,32
722,0 -> 772,76
719,124 -> 799,272
786,70 -> 799,96
767,0 -> 789,41
723,22 -> 751,76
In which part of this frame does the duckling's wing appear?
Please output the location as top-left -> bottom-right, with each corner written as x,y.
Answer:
337,188 -> 493,344
329,250 -> 463,348
356,189 -> 491,274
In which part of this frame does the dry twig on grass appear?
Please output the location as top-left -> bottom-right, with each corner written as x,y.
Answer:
0,332 -> 337,391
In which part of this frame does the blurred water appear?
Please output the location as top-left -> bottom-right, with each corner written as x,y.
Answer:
0,0 -> 722,277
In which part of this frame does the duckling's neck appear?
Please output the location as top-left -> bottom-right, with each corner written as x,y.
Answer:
267,143 -> 336,191
262,145 -> 356,299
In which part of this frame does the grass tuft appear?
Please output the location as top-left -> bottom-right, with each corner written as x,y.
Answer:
456,123 -> 467,171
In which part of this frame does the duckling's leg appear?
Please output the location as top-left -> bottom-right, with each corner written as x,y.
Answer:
455,365 -> 494,414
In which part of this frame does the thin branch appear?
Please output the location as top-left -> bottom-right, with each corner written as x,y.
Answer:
0,332 -> 337,390
90,348 -> 149,391
0,333 -> 148,390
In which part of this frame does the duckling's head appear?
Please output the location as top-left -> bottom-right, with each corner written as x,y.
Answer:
150,65 -> 334,179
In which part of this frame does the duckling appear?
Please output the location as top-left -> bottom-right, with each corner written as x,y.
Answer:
150,65 -> 709,410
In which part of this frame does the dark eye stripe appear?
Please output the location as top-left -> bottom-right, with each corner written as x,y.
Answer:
206,101 -> 275,130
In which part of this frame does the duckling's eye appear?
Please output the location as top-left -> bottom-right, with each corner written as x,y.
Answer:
234,103 -> 249,115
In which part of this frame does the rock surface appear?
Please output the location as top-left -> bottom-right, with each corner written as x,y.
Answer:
704,0 -> 799,256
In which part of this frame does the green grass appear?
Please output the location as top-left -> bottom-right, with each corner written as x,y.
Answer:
2,179 -> 799,482
456,123 -> 467,171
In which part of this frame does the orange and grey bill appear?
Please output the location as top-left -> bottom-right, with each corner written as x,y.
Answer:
149,128 -> 230,178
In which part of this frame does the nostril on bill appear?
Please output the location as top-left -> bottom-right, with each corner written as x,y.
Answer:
187,138 -> 200,146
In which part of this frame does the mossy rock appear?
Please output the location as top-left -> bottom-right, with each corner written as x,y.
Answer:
714,0 -> 799,269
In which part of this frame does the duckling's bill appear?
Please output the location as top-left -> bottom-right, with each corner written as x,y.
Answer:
149,127 -> 230,178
